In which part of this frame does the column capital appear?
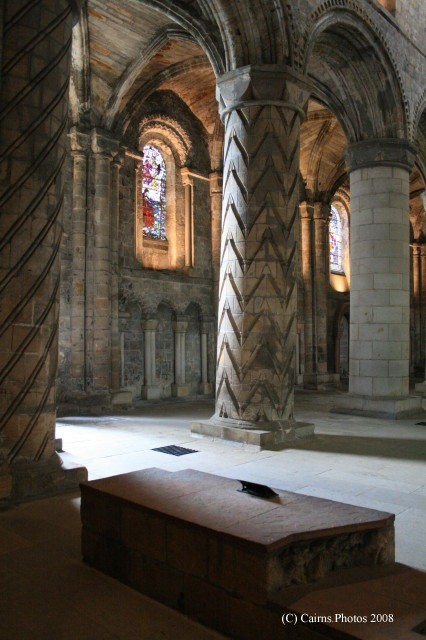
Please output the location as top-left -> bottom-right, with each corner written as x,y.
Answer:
299,201 -> 313,220
91,128 -> 120,158
313,202 -> 331,221
141,318 -> 158,332
344,138 -> 417,173
420,244 -> 426,257
412,243 -> 421,256
180,167 -> 194,187
172,318 -> 188,333
216,65 -> 311,121
200,318 -> 214,334
68,126 -> 90,154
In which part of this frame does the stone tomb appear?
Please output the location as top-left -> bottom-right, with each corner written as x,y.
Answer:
80,468 -> 394,639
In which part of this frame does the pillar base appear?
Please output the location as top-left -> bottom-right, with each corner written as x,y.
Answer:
303,372 -> 341,390
191,417 -> 315,451
8,454 -> 87,504
198,382 -> 213,395
111,390 -> 133,405
171,384 -> 190,398
332,394 -> 424,420
141,386 -> 161,400
414,381 -> 426,395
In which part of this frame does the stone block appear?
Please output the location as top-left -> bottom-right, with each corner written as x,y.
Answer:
121,505 -> 166,561
141,385 -> 161,400
111,390 -> 133,405
171,384 -> 190,397
166,520 -> 209,578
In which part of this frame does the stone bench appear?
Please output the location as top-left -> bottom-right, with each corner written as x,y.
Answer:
80,468 -> 394,639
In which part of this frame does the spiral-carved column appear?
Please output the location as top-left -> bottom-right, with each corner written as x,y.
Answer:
0,0 -> 87,501
192,66 -> 314,448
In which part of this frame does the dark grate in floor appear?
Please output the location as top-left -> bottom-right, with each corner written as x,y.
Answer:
413,620 -> 426,636
415,422 -> 426,426
152,445 -> 199,456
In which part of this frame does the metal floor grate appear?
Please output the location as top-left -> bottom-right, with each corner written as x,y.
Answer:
152,445 -> 198,456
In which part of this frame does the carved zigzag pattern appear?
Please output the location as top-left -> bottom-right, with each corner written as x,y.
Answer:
216,104 -> 300,423
0,0 -> 72,462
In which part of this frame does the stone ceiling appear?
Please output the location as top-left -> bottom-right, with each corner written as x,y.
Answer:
86,0 -> 217,133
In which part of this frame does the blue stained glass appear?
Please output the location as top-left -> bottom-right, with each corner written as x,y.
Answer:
142,144 -> 167,241
329,206 -> 344,274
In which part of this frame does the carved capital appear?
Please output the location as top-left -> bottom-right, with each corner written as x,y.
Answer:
412,243 -> 421,257
180,167 -> 194,187
345,139 -> 417,173
216,65 -> 311,121
91,128 -> 120,158
68,126 -> 90,154
299,201 -> 313,220
200,317 -> 214,334
313,202 -> 331,222
172,318 -> 188,333
142,318 -> 158,332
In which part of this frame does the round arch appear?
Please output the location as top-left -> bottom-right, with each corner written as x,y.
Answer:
304,9 -> 408,143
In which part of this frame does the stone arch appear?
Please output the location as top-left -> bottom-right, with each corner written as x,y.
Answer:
69,5 -> 91,125
206,0 -> 291,69
104,25 -> 199,129
117,57 -> 211,136
139,116 -> 192,167
303,6 -> 408,143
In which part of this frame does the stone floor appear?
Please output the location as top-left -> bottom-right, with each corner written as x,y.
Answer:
1,389 -> 425,639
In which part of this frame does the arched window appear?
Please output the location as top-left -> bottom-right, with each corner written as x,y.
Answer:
329,205 -> 344,274
141,144 -> 167,241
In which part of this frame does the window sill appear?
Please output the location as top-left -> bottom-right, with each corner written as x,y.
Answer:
143,238 -> 169,252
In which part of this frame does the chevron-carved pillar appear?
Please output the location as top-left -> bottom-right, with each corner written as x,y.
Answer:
192,66 -> 314,448
0,0 -> 87,503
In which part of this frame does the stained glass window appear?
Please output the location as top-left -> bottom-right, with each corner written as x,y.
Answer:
141,144 -> 167,241
329,205 -> 344,274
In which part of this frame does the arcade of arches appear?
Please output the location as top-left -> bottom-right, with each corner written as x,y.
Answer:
0,1 -> 425,503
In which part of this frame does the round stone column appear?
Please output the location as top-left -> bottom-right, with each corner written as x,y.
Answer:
172,318 -> 189,397
300,201 -> 317,384
141,318 -> 160,400
0,0 -> 87,502
209,172 -> 223,309
192,66 -> 314,448
335,139 -> 421,418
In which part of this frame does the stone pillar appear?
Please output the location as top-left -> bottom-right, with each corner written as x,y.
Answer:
86,130 -> 119,399
181,169 -> 194,268
199,319 -> 213,395
68,128 -> 90,392
300,202 -> 315,380
141,318 -> 161,400
313,203 -> 329,376
0,0 -> 87,503
420,245 -> 426,374
335,139 -> 422,418
411,244 -> 421,373
210,171 -> 223,309
192,66 -> 314,448
172,318 -> 189,397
